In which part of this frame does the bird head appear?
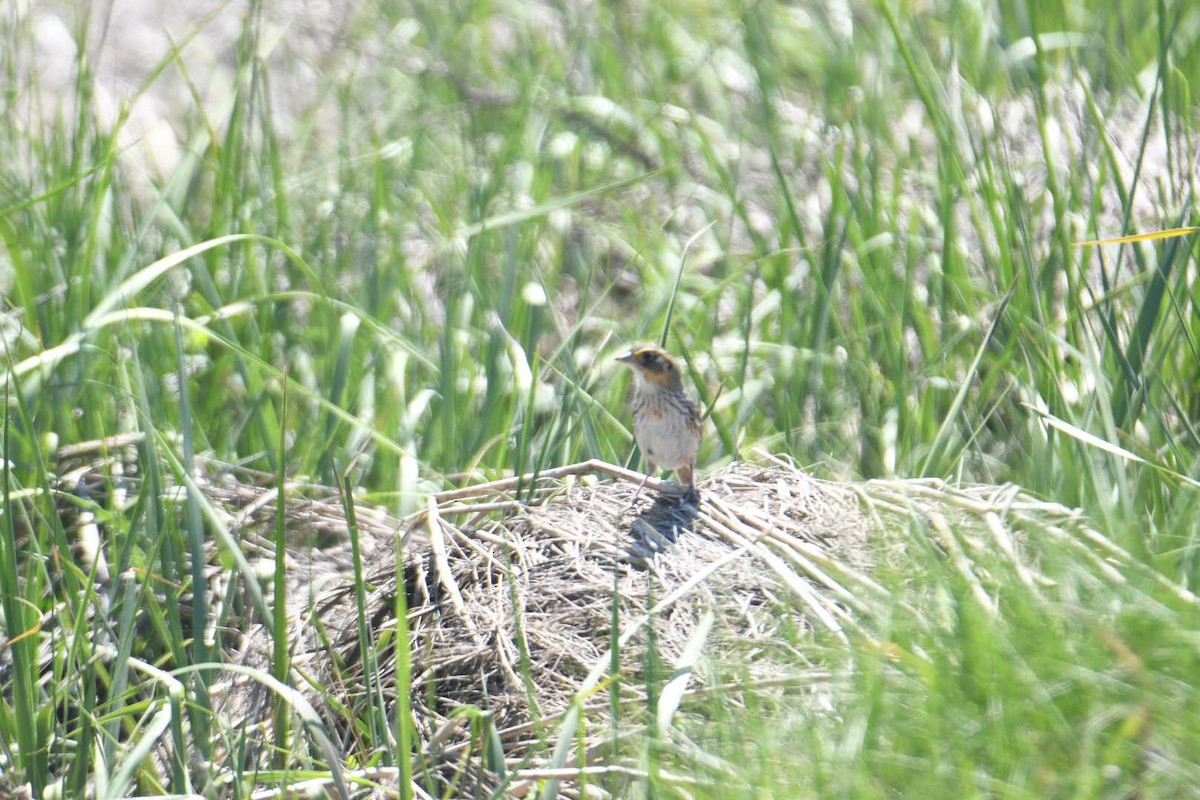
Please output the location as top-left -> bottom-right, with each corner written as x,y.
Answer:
616,345 -> 685,391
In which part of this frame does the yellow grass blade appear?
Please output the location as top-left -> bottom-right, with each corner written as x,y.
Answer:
1073,227 -> 1200,247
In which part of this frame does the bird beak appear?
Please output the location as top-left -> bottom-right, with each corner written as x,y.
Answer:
616,352 -> 635,364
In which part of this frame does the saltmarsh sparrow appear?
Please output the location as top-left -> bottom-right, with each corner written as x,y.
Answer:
616,345 -> 702,502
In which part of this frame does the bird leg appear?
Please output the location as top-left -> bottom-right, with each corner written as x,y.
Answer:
628,462 -> 657,507
677,463 -> 700,504
676,463 -> 694,489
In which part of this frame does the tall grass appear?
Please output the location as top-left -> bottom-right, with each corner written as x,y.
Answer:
1,0 -> 1198,795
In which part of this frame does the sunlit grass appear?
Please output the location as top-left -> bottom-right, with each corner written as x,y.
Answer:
1,0 -> 1198,795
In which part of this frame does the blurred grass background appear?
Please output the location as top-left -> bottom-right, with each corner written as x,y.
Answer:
1,0 -> 1199,796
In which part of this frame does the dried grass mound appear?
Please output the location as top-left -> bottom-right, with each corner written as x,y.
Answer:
310,459 -> 872,743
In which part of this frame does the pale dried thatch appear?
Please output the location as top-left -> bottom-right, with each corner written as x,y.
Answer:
308,458 -> 873,745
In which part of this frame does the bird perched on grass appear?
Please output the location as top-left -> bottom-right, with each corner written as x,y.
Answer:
616,344 -> 702,503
